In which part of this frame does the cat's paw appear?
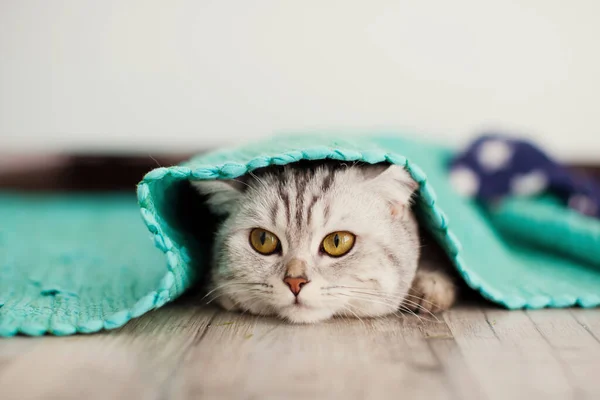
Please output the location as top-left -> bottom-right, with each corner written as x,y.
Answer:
403,269 -> 457,314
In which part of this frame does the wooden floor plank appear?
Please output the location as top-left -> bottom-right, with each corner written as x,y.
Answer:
526,309 -> 600,398
0,304 -> 216,400
0,337 -> 159,400
418,314 -> 486,400
0,304 -> 599,399
174,311 -> 456,399
109,303 -> 217,395
484,308 -> 575,399
444,305 -> 576,400
570,308 -> 600,343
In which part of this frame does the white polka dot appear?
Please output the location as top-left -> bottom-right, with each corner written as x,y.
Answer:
450,167 -> 479,197
510,170 -> 548,196
477,140 -> 513,172
568,194 -> 597,216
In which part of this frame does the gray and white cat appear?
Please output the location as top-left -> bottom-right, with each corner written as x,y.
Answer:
191,161 -> 457,323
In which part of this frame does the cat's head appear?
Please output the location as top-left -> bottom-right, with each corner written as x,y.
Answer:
191,162 -> 420,323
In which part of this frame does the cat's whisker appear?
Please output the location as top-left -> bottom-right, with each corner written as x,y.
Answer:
377,304 -> 408,322
343,305 -> 368,330
397,305 -> 427,323
395,298 -> 441,324
341,294 -> 396,309
202,282 -> 245,301
201,282 -> 266,301
332,292 -> 401,316
340,290 -> 441,323
239,296 -> 266,316
205,287 -> 264,305
226,289 -> 268,314
328,295 -> 368,329
345,287 -> 442,312
334,293 -> 408,322
328,285 -> 443,314
344,289 -> 407,300
331,288 -> 412,307
397,297 -> 441,323
347,294 -> 428,323
326,285 -> 409,296
349,291 -> 439,323
402,292 -> 447,309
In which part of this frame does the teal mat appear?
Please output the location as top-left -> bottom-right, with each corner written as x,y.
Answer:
1,134 -> 599,336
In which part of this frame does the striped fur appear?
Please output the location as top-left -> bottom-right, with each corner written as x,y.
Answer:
191,161 -> 456,323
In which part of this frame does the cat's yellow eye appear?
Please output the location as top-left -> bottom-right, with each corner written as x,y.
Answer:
321,231 -> 355,257
249,228 -> 280,255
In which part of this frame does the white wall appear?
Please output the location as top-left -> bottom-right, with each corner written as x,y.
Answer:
1,0 -> 599,161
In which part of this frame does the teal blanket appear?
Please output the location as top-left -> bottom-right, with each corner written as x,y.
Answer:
1,134 -> 599,336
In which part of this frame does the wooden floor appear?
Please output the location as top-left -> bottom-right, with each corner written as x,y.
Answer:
0,298 -> 599,400
2,157 -> 600,399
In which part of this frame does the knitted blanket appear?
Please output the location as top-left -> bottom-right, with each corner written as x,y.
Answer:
1,134 -> 599,336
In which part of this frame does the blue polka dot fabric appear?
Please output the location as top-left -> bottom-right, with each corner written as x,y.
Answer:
450,133 -> 600,218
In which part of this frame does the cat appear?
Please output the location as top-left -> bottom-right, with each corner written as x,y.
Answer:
191,161 -> 457,323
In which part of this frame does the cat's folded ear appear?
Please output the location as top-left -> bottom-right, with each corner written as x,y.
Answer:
365,164 -> 419,219
189,178 -> 246,216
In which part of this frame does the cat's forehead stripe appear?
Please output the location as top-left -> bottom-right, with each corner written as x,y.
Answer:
306,194 -> 319,226
270,199 -> 279,227
295,169 -> 308,230
278,178 -> 291,223
321,168 -> 335,192
248,163 -> 350,240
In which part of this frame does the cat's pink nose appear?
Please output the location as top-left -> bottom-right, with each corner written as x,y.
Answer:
283,276 -> 309,296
